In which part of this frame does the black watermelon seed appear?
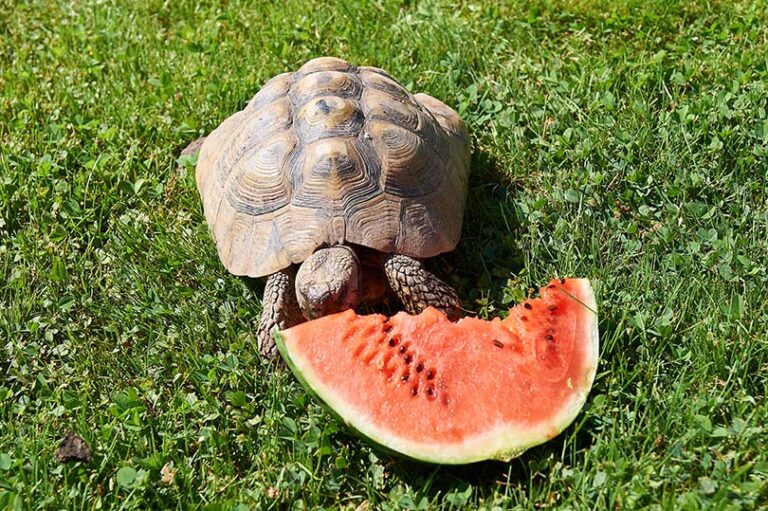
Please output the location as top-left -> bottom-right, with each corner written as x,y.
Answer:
416,363 -> 424,372
401,373 -> 409,382
388,338 -> 398,347
493,339 -> 504,348
384,325 -> 393,333
426,386 -> 435,398
426,370 -> 435,380
399,345 -> 406,353
404,354 -> 412,364
547,284 -> 556,289
548,305 -> 557,311
560,278 -> 566,284
546,334 -> 554,341
524,303 -> 532,310
411,386 -> 418,396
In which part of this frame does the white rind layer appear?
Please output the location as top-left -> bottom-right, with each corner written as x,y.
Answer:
277,279 -> 599,464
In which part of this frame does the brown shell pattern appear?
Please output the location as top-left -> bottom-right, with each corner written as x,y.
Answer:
196,57 -> 471,278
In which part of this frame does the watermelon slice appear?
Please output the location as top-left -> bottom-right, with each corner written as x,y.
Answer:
276,278 -> 599,464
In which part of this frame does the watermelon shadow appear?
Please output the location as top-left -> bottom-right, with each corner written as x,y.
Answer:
385,419 -> 600,499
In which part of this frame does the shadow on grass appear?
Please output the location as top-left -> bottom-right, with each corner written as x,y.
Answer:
380,417 -> 600,501
434,149 -> 527,313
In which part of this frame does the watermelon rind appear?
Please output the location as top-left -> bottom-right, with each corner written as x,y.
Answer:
275,329 -> 412,460
275,279 -> 599,465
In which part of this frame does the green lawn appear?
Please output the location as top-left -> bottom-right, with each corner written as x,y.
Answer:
2,0 -> 767,508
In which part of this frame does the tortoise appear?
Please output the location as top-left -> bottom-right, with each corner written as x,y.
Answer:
185,57 -> 471,358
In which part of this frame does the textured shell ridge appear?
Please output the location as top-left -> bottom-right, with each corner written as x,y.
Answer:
195,57 -> 471,277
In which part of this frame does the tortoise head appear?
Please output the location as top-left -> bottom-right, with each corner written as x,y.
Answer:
295,245 -> 362,320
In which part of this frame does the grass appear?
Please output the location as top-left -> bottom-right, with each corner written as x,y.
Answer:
1,0 -> 767,508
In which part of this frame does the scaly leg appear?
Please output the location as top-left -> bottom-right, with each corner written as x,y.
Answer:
256,267 -> 305,359
383,254 -> 462,320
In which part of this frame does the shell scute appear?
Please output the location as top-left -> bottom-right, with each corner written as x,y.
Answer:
345,194 -> 401,253
295,96 -> 364,142
224,132 -> 296,216
195,58 -> 470,277
292,71 -> 363,102
214,97 -> 293,187
362,87 -> 420,132
359,68 -> 411,101
247,72 -> 292,112
369,121 -> 444,199
291,138 -> 381,213
298,56 -> 353,75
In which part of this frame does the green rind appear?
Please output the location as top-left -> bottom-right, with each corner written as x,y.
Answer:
274,329 -> 412,461
276,279 -> 599,465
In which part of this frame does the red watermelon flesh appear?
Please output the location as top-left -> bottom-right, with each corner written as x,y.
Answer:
276,278 -> 599,464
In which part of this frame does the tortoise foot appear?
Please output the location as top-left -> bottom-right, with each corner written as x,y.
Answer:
383,254 -> 462,320
256,267 -> 304,359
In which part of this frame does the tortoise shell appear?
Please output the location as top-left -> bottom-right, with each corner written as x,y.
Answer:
196,57 -> 471,278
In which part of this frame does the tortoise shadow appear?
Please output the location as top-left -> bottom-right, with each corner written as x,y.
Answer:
429,148 -> 527,314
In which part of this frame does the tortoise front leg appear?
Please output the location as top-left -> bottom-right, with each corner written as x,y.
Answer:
256,267 -> 305,359
383,254 -> 462,320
